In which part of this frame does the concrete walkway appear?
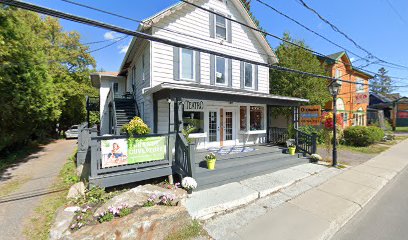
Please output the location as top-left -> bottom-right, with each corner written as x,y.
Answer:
199,139 -> 408,240
0,140 -> 76,240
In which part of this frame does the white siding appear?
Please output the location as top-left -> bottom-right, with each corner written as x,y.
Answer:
150,0 -> 270,93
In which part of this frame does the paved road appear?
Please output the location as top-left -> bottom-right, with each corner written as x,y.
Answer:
0,140 -> 76,240
333,164 -> 408,240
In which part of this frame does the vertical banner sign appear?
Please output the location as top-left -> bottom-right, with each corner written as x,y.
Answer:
101,136 -> 166,168
354,93 -> 369,104
299,105 -> 321,126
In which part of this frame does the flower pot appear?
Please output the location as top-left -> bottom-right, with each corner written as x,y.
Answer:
206,159 -> 216,170
288,147 -> 296,155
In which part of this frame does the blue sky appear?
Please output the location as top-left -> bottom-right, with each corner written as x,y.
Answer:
28,0 -> 408,95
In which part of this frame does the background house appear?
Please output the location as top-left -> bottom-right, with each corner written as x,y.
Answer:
319,51 -> 373,127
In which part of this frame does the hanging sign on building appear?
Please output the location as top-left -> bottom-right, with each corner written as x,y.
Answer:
184,100 -> 205,111
299,105 -> 321,126
354,93 -> 369,104
100,137 -> 166,168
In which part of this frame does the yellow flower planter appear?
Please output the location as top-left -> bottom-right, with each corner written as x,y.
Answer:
288,147 -> 296,155
206,159 -> 216,170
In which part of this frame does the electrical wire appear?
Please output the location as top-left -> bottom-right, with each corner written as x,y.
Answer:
2,0 -> 408,89
87,35 -> 129,53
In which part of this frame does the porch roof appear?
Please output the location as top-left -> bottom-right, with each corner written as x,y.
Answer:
144,82 -> 309,106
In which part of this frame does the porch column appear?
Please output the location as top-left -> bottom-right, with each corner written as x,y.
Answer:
174,97 -> 183,133
266,105 -> 271,143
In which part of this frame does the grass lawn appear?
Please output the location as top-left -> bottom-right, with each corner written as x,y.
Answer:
165,220 -> 207,240
395,127 -> 408,132
338,136 -> 408,154
24,150 -> 79,240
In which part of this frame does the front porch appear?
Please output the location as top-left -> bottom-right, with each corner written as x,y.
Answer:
194,144 -> 309,190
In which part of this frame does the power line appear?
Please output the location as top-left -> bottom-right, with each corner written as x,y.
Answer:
2,0 -> 408,90
87,35 -> 128,53
58,0 -> 408,81
82,35 -> 125,45
295,0 -> 408,70
384,0 -> 408,26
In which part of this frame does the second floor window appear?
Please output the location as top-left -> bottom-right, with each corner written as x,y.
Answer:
216,56 -> 227,84
244,63 -> 253,88
180,48 -> 195,81
113,82 -> 119,93
356,78 -> 364,92
215,15 -> 227,40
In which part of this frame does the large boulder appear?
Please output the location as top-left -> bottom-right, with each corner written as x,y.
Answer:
67,182 -> 86,199
63,205 -> 191,240
50,207 -> 79,240
94,184 -> 186,217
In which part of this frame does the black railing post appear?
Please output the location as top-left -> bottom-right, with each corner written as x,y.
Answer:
311,132 -> 317,154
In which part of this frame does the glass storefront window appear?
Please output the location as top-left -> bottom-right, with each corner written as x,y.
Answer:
250,106 -> 264,130
240,106 -> 247,131
183,111 -> 204,133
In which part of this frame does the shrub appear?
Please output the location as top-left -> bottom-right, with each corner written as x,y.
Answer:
298,126 -> 325,144
344,126 -> 385,147
121,116 -> 150,135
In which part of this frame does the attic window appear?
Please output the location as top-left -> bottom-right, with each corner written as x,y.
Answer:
215,15 -> 227,40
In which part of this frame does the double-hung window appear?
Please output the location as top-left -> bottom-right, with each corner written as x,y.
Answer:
215,15 -> 227,40
356,78 -> 364,92
244,63 -> 253,88
215,56 -> 227,85
180,48 -> 195,81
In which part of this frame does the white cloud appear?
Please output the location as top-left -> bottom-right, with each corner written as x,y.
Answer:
118,41 -> 130,54
350,57 -> 355,62
103,31 -> 121,40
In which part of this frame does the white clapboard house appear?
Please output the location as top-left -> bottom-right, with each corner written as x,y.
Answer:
90,0 -> 309,150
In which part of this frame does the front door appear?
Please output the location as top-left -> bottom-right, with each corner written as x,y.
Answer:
223,108 -> 236,146
207,109 -> 220,147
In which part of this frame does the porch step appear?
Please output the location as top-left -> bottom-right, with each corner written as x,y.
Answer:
195,154 -> 308,190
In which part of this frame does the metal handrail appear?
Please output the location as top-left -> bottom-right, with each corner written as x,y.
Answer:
294,128 -> 317,155
107,83 -> 118,134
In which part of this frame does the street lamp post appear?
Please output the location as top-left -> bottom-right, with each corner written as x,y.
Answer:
328,81 -> 341,167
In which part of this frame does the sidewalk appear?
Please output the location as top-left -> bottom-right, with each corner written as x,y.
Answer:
191,139 -> 408,240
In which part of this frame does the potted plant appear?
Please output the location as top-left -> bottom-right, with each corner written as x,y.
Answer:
288,143 -> 296,156
310,153 -> 322,163
204,153 -> 217,170
181,177 -> 197,195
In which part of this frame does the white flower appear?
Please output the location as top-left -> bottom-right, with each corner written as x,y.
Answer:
311,154 -> 322,161
181,177 -> 198,190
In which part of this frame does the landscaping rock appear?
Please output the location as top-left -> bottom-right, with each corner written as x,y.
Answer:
50,207 -> 76,240
76,165 -> 83,177
94,184 -> 186,217
67,182 -> 86,199
63,205 -> 191,240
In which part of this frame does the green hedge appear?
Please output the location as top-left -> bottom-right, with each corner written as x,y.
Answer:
343,126 -> 385,147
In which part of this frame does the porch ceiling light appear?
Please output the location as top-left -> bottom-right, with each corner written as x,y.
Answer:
329,81 -> 341,96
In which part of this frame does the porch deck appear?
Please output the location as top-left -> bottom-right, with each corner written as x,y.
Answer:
194,145 -> 309,190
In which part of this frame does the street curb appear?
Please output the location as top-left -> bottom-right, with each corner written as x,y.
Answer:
323,139 -> 408,240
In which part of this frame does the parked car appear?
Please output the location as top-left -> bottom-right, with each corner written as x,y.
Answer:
65,125 -> 79,139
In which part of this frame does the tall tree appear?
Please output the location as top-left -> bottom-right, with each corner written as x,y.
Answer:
0,5 -> 96,152
270,33 -> 331,111
370,67 -> 394,95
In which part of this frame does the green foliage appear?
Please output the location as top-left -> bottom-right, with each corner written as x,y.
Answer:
344,126 -> 385,147
98,212 -> 114,223
269,33 -> 331,117
71,186 -> 118,206
182,124 -> 197,143
370,67 -> 394,95
165,220 -> 204,240
118,207 -> 132,218
0,6 -> 96,153
121,116 -> 151,135
298,126 -> 325,144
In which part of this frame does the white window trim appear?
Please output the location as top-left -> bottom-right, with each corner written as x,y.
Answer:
244,62 -> 254,89
239,104 -> 266,133
214,12 -> 228,41
356,78 -> 364,93
215,56 -> 228,86
179,48 -> 196,81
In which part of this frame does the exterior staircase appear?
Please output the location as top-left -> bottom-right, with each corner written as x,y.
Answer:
114,98 -> 138,132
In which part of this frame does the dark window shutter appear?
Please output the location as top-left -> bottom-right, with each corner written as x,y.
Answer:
254,65 -> 258,91
195,51 -> 201,83
228,58 -> 232,87
173,47 -> 180,81
240,61 -> 244,89
209,9 -> 215,38
227,15 -> 232,43
210,54 -> 215,85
